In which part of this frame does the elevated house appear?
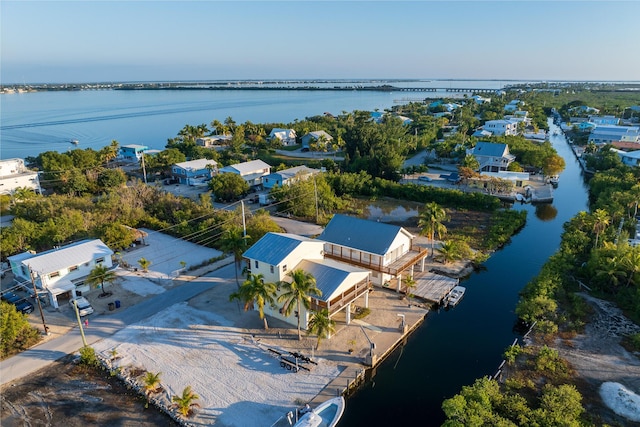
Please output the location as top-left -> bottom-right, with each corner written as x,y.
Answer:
318,214 -> 427,291
269,128 -> 297,146
262,165 -> 320,190
470,141 -> 515,172
196,135 -> 232,150
242,232 -> 371,329
8,239 -> 114,308
301,131 -> 333,150
171,159 -> 218,185
611,149 -> 640,168
589,125 -> 640,145
483,119 -> 518,136
120,144 -> 149,162
219,159 -> 271,187
0,158 -> 41,195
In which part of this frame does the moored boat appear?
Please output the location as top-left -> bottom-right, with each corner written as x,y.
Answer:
446,286 -> 466,307
292,396 -> 345,427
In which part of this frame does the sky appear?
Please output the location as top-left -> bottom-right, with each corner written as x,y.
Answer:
1,1 -> 639,84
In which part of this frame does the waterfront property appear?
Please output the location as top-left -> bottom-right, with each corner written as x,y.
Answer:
171,158 -> 218,185
611,149 -> 640,168
196,135 -> 232,150
318,214 -> 428,291
589,125 -> 640,145
242,232 -> 371,330
0,158 -> 41,195
470,141 -> 516,172
301,130 -> 333,149
269,128 -> 297,146
119,144 -> 149,162
219,159 -> 271,187
7,239 -> 114,308
262,165 -> 320,189
482,119 -> 518,136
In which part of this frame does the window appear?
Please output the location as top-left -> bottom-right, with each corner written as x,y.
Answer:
254,260 -> 259,269
69,265 -> 79,272
49,271 -> 60,279
282,264 -> 287,272
270,265 -> 274,274
96,257 -> 105,264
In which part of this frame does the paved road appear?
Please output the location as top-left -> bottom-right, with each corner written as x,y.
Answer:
0,263 -> 236,385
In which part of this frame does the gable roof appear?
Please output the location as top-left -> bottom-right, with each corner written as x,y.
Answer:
294,258 -> 369,302
174,158 -> 218,170
13,239 -> 113,275
269,165 -> 319,181
243,233 -> 320,266
472,141 -> 509,157
302,130 -> 333,141
318,214 -> 411,256
220,159 -> 270,175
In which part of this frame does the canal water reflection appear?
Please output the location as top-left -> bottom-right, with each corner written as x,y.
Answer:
340,120 -> 590,426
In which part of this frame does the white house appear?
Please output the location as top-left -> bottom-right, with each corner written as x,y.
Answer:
483,119 -> 518,136
262,165 -> 320,189
589,125 -> 640,145
472,95 -> 491,105
470,141 -> 516,172
219,159 -> 271,187
242,232 -> 371,329
8,239 -> 114,308
301,131 -> 333,149
171,159 -> 218,185
318,214 -> 427,290
0,158 -> 41,195
269,128 -> 297,146
196,135 -> 232,150
588,115 -> 620,126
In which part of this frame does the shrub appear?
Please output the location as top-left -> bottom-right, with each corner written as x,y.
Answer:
79,346 -> 100,368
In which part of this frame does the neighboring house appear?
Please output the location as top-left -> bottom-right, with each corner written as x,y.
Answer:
242,232 -> 371,329
472,95 -> 491,105
219,159 -> 271,187
171,159 -> 218,185
589,125 -> 640,145
196,135 -> 232,149
470,141 -> 516,172
611,149 -> 640,167
483,119 -> 518,136
504,100 -> 522,112
301,131 -> 334,150
120,144 -> 149,162
472,129 -> 493,138
0,158 -> 41,195
395,115 -> 413,125
8,239 -> 114,308
577,122 -> 597,131
318,214 -> 428,290
611,141 -> 640,151
269,128 -> 297,146
262,165 -> 320,189
588,115 -> 620,126
569,105 -> 600,115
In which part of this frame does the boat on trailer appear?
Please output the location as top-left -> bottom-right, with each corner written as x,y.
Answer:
446,286 -> 466,307
291,396 -> 345,427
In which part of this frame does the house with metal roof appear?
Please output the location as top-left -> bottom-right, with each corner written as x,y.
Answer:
589,125 -> 640,145
269,128 -> 297,146
196,135 -> 232,150
262,165 -> 320,189
242,232 -> 371,329
611,149 -> 640,168
318,214 -> 427,289
8,239 -> 114,309
483,119 -> 518,136
0,158 -> 42,196
120,144 -> 149,162
219,159 -> 271,187
470,141 -> 516,172
171,158 -> 218,185
301,131 -> 333,149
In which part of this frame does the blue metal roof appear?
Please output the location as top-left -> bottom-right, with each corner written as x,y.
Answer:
472,141 -> 508,157
295,259 -> 368,302
318,214 -> 406,256
242,233 -> 316,265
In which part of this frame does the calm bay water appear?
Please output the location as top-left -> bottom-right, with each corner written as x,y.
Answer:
0,84 -> 590,425
0,79 -> 512,160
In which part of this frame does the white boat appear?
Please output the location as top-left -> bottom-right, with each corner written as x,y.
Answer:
293,397 -> 345,427
447,286 -> 466,307
548,175 -> 559,187
70,139 -> 79,145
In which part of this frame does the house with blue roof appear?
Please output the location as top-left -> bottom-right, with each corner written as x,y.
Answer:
242,232 -> 371,329
470,142 -> 515,172
318,214 -> 427,289
120,144 -> 149,162
263,165 -> 320,190
171,158 -> 218,185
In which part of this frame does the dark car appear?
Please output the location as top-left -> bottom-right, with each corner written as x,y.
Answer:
1,291 -> 35,314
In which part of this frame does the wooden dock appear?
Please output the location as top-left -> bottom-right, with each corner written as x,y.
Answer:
411,271 -> 459,304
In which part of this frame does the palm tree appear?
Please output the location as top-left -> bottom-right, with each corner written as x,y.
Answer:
622,247 -> 640,288
307,309 -> 335,350
278,270 -> 322,340
138,257 -> 151,272
402,275 -> 417,297
437,240 -> 461,264
418,202 -> 449,257
592,209 -> 610,249
219,225 -> 249,288
85,264 -> 116,297
142,371 -> 162,396
229,273 -> 277,330
171,386 -> 200,418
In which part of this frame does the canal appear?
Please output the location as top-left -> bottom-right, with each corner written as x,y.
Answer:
340,119 -> 590,426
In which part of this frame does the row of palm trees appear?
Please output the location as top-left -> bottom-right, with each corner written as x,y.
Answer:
230,269 -> 336,349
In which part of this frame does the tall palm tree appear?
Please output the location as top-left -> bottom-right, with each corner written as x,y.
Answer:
85,264 -> 116,297
142,371 -> 162,396
418,202 -> 449,257
307,309 -> 335,350
171,386 -> 200,418
229,273 -> 277,330
592,209 -> 610,249
622,247 -> 640,288
278,270 -> 322,340
219,225 -> 249,288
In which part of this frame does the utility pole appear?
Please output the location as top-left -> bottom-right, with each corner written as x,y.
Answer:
71,299 -> 88,347
241,199 -> 247,240
141,151 -> 147,184
313,175 -> 319,224
29,269 -> 49,335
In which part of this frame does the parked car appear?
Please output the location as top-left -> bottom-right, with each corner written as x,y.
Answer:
69,296 -> 94,316
418,175 -> 432,182
1,291 -> 35,314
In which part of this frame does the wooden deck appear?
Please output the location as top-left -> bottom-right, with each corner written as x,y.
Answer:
410,271 -> 459,304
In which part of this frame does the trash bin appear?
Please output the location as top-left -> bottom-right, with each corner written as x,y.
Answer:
115,300 -> 121,309
108,302 -> 115,311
